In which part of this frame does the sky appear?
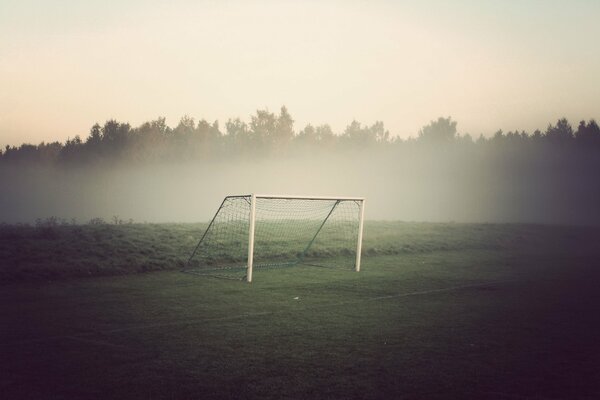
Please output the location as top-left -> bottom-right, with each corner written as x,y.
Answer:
1,0 -> 599,147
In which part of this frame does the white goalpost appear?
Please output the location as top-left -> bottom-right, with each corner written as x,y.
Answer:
185,194 -> 366,282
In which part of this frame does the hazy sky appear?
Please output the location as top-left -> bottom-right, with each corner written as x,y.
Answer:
1,0 -> 599,146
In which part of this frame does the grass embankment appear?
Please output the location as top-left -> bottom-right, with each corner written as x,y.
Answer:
0,223 -> 196,282
1,221 -> 598,283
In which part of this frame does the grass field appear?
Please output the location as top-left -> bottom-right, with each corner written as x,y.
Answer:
1,222 -> 600,399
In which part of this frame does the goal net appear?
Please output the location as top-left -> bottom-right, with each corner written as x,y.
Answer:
184,194 -> 365,282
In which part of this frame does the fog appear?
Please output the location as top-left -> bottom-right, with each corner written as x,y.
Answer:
2,143 -> 598,226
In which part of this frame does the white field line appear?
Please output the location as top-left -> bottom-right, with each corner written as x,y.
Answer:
1,280 -> 513,347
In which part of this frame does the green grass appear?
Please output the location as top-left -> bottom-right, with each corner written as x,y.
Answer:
2,221 -> 596,282
1,222 -> 600,399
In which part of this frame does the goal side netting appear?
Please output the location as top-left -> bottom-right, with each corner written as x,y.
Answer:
184,195 -> 365,281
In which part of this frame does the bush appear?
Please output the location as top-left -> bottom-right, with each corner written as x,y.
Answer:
89,217 -> 106,225
35,217 -> 60,240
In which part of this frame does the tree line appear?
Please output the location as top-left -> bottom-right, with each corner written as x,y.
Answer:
1,106 -> 599,165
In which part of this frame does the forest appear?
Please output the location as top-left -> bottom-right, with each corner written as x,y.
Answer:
2,106 -> 600,165
1,106 -> 599,226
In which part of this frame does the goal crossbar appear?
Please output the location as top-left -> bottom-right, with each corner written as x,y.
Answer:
226,194 -> 365,201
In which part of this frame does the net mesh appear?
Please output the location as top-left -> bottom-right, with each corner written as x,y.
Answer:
185,196 -> 362,278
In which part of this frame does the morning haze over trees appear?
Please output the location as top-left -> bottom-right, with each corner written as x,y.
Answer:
1,106 -> 599,226
2,106 -> 599,164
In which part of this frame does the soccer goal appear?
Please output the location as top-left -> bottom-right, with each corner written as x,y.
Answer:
184,194 -> 365,282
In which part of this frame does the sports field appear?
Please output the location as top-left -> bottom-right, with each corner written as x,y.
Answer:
1,222 -> 600,399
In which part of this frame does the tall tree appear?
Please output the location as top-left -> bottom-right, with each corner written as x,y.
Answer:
575,119 -> 600,146
275,106 -> 295,144
545,118 -> 574,142
418,117 -> 457,143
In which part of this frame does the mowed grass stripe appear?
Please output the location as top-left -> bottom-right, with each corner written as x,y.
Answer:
1,278 -> 513,347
